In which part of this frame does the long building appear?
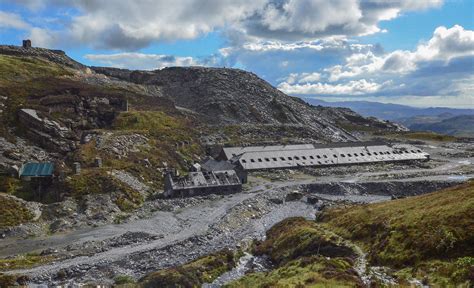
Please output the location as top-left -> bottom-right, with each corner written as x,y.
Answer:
219,142 -> 429,171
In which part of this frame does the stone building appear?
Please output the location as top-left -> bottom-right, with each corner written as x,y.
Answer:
164,169 -> 242,198
22,39 -> 32,48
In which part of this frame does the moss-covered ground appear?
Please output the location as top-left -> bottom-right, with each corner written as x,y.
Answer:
0,253 -> 54,271
226,217 -> 362,287
225,256 -> 361,288
66,168 -> 143,212
319,180 -> 474,286
0,193 -> 33,229
139,249 -> 240,288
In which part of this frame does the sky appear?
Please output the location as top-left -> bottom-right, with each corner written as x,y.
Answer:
0,0 -> 473,108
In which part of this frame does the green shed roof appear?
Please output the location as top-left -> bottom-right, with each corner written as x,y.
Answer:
20,162 -> 54,177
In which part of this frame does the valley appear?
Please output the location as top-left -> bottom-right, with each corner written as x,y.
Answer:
0,46 -> 472,287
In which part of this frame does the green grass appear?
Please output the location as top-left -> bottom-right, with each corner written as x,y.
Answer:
319,181 -> 474,285
0,193 -> 33,229
0,253 -> 54,271
225,256 -> 362,288
113,111 -> 195,142
139,249 -> 239,288
225,218 -> 361,287
254,217 -> 355,265
66,169 -> 143,212
0,55 -> 71,86
114,275 -> 136,285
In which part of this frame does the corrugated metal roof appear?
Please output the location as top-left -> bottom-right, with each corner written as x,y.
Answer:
221,141 -> 387,160
20,162 -> 54,177
233,144 -> 428,170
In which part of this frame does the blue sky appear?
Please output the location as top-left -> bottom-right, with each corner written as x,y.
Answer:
1,0 -> 473,108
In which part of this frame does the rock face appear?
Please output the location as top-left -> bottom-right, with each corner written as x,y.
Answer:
92,66 -> 403,142
18,109 -> 77,153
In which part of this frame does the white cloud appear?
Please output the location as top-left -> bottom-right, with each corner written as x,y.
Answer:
28,27 -> 61,48
323,25 -> 474,82
0,11 -> 30,30
84,53 -> 202,70
284,72 -> 321,84
5,0 -> 444,49
278,79 -> 386,95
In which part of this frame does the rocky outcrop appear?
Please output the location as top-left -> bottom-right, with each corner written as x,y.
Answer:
92,66 -> 394,142
18,109 -> 77,153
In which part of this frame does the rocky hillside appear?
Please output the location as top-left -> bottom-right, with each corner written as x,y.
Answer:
93,65 -> 405,142
0,45 -> 405,230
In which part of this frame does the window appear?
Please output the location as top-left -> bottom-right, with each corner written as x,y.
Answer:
316,155 -> 321,159
323,155 -> 328,158
387,151 -> 391,155
367,153 -> 372,156
250,159 -> 255,163
347,154 -> 352,157
294,156 -> 300,160
264,158 -> 270,162
360,153 -> 364,156
288,157 -> 293,160
309,156 -> 314,159
354,153 -> 358,156
333,154 -> 337,158
302,156 -> 307,160
374,152 -> 378,155
317,161 -> 322,164
417,149 -> 422,153
411,150 -> 416,153
241,159 -> 247,163
258,158 -> 263,162
341,154 -> 346,157
272,157 -> 277,161
280,157 -> 285,161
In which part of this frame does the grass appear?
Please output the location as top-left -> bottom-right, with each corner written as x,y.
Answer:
0,253 -> 54,271
319,180 -> 474,285
66,169 -> 143,212
139,249 -> 240,288
0,55 -> 71,86
226,217 -> 361,287
254,217 -> 355,265
225,256 -> 362,288
0,193 -> 33,229
113,111 -> 195,142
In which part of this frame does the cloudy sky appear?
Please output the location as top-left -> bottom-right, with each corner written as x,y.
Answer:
1,0 -> 473,108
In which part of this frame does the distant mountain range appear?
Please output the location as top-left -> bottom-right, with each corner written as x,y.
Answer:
303,98 -> 474,121
304,98 -> 474,137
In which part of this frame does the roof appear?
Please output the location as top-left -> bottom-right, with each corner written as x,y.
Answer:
20,162 -> 54,177
220,141 -> 387,160
233,144 -> 429,170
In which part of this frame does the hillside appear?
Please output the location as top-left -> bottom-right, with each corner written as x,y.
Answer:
0,45 -> 407,224
216,181 -> 474,287
319,181 -> 474,286
407,115 -> 474,137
